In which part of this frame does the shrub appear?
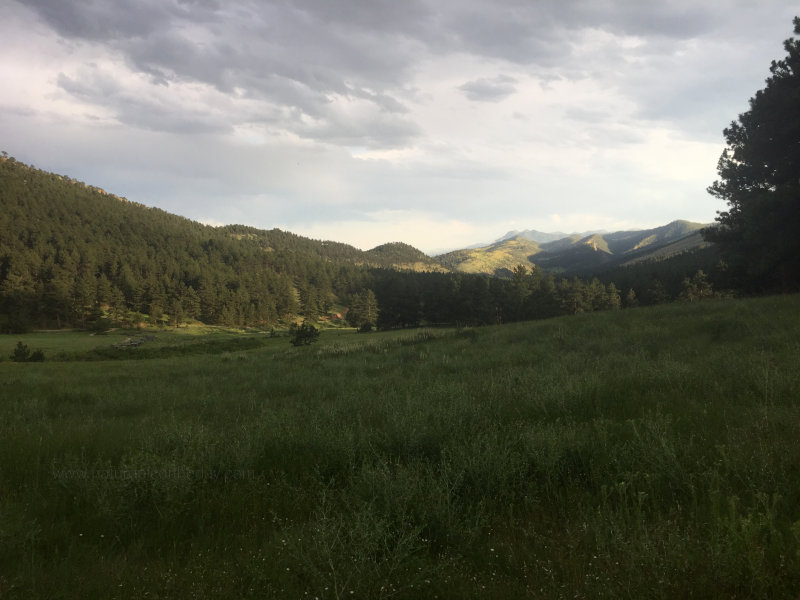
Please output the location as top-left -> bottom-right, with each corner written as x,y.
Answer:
289,322 -> 320,346
10,341 -> 45,362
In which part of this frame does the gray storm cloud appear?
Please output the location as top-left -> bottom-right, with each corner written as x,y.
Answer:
459,75 -> 518,102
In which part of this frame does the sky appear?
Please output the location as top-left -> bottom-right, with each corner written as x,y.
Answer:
1,1 -> 797,254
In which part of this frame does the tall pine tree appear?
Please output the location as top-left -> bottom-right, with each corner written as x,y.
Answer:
704,17 -> 800,291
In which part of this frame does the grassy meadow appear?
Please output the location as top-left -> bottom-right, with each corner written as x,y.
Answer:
2,295 -> 800,598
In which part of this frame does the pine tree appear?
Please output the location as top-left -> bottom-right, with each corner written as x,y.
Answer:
346,289 -> 379,329
704,17 -> 800,291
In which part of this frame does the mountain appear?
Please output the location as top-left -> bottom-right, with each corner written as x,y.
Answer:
436,220 -> 709,276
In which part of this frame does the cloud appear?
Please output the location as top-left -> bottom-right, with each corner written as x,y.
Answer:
21,0 -> 430,147
55,65 -> 234,134
577,1 -> 716,39
458,75 -> 518,102
445,6 -> 566,66
4,0 -> 798,251
20,0 -> 795,145
21,0 -> 176,42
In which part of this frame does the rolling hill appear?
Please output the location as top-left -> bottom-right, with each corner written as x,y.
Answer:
363,242 -> 448,272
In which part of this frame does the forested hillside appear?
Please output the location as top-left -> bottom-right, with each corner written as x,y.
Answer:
0,155 -> 716,333
0,155 -> 374,331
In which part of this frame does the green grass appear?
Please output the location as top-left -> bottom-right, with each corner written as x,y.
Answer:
0,326 -> 291,362
0,325 -> 258,358
2,295 -> 800,598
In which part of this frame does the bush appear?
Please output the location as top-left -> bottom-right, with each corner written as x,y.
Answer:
289,322 -> 320,346
11,341 -> 30,362
10,341 -> 45,362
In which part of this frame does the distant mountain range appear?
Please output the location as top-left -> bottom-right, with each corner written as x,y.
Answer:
435,220 -> 710,276
216,218 -> 711,279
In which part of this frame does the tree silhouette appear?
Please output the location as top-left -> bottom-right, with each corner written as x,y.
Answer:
704,17 -> 800,291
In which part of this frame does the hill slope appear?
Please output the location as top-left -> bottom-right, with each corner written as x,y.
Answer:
436,237 -> 542,276
0,155 -> 440,330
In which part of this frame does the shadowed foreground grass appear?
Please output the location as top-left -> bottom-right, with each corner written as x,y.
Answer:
2,295 -> 800,598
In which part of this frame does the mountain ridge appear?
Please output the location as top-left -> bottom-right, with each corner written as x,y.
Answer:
436,220 -> 709,276
497,228 -> 601,244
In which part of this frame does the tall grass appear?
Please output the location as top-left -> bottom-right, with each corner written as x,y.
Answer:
1,295 -> 799,598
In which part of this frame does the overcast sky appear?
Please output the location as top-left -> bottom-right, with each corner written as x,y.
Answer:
2,1 -> 797,253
